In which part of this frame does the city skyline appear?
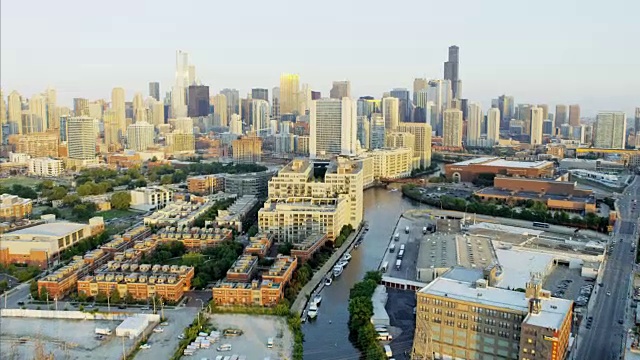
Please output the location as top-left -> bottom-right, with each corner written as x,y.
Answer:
1,0 -> 638,116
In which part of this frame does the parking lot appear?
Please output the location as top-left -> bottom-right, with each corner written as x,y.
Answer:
379,217 -> 426,281
385,288 -> 416,359
184,314 -> 293,359
543,265 -> 593,306
135,307 -> 199,360
0,317 -> 130,360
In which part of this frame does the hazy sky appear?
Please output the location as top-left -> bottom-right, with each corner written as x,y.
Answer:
2,0 -> 639,116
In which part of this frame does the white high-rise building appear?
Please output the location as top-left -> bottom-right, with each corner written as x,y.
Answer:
8,90 -> 22,133
150,101 -> 165,127
442,109 -> 463,147
251,99 -> 270,136
382,97 -> 400,131
45,87 -> 58,130
29,94 -> 47,132
466,102 -> 483,147
133,92 -> 145,122
397,122 -> 432,168
172,50 -> 190,118
173,117 -> 193,134
310,98 -> 357,159
230,114 -> 243,135
67,116 -> 97,162
111,87 -> 126,137
369,113 -> 385,150
486,108 -> 500,146
427,79 -> 452,135
212,94 -> 228,127
595,111 -> 627,149
530,106 -> 544,146
127,121 -> 155,151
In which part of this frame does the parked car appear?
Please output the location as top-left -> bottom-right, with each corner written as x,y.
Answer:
140,344 -> 151,349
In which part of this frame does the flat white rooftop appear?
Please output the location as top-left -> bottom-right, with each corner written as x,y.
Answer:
469,222 -> 543,236
483,159 -> 552,169
495,249 -> 555,290
4,222 -> 86,238
453,157 -> 498,166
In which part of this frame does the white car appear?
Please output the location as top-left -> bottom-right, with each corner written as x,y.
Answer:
607,291 -> 612,296
140,344 -> 151,349
153,327 -> 164,333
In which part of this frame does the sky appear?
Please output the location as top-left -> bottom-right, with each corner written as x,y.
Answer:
1,0 -> 639,117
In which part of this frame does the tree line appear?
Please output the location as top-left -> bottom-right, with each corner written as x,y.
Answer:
348,271 -> 386,359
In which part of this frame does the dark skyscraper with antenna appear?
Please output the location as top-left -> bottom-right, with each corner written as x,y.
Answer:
444,45 -> 460,99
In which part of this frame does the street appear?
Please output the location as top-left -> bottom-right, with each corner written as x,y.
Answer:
575,176 -> 639,360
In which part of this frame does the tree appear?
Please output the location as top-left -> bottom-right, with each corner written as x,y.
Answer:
111,192 -> 132,210
160,174 -> 173,185
62,194 -> 81,206
109,290 -> 121,304
47,186 -> 68,201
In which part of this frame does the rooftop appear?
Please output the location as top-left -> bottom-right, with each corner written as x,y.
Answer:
475,187 -> 596,203
495,249 -> 555,290
483,159 -> 553,169
416,233 -> 459,270
3,222 -> 86,239
452,157 -> 498,166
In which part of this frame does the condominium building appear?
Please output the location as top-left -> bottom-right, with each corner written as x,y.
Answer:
386,131 -> 416,151
166,131 -> 195,154
28,158 -> 64,177
152,227 -> 233,251
594,111 -> 627,149
130,186 -> 174,211
126,120 -> 155,151
291,234 -> 328,262
214,195 -> 260,233
224,171 -> 274,197
466,102 -> 483,147
382,97 -> 400,131
211,279 -> 284,307
10,132 -> 60,158
67,116 -> 97,167
397,122 -> 433,168
280,73 -> 300,115
443,109 -> 463,148
369,147 -> 414,180
0,194 -> 33,221
310,98 -> 357,159
232,136 -> 262,163
244,233 -> 275,258
530,106 -> 544,146
412,268 -> 572,360
187,174 -> 225,195
487,108 -> 501,146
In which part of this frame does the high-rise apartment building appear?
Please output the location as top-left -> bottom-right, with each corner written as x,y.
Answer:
356,116 -> 370,150
29,94 -> 48,132
251,88 -> 269,102
412,269 -> 572,360
486,108 -> 500,146
369,113 -> 385,150
103,110 -> 120,148
7,91 -> 22,133
251,99 -> 270,136
466,102 -> 482,147
211,94 -> 228,127
530,106 -> 544,145
537,104 -> 549,120
443,109 -> 463,147
111,87 -> 126,137
329,81 -> 351,100
150,101 -> 165,127
73,98 -> 89,117
126,121 -> 154,151
12,132 -> 60,158
594,111 -> 627,149
280,74 -> 300,115
555,105 -> 568,129
166,132 -> 195,154
383,97 -> 400,132
413,78 -> 428,105
271,87 -> 280,121
427,80 -> 452,135
443,45 -> 461,99
232,136 -> 262,163
397,122 -> 432,168
309,98 -> 357,159
67,116 -> 97,165
568,104 -> 580,126
149,82 -> 160,101
221,88 -> 240,119
635,107 -> 640,132
390,88 -> 411,123
133,92 -> 145,122
172,50 -> 190,118
516,104 -> 532,135
187,85 -> 210,117
45,87 -> 58,130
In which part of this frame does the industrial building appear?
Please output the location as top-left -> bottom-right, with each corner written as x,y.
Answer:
445,157 -> 554,182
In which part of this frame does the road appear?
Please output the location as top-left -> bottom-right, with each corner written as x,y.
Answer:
575,175 -> 639,360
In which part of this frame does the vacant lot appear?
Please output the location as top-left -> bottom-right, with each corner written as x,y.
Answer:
0,176 -> 41,188
98,209 -> 138,220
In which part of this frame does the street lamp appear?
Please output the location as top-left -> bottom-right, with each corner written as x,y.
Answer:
196,298 -> 204,311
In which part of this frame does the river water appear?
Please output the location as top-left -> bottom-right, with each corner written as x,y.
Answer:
302,187 -> 423,360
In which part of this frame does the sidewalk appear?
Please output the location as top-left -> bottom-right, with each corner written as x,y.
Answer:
292,227 -> 363,316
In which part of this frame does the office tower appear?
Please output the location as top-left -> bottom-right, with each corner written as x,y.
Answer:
7,91 -> 22,133
571,125 -> 586,143
369,113 -> 385,149
497,95 -> 514,130
251,99 -> 270,136
150,101 -> 165,127
357,97 -> 381,118
414,89 -> 429,109
103,110 -> 120,147
88,102 -> 103,121
29,94 -> 47,132
530,106 -> 544,145
357,116 -> 370,149
309,98 -> 357,158
397,122 -> 432,168
211,94 -> 228,127
230,114 -> 243,135
187,85 -> 210,117
413,78 -> 428,104
126,121 -> 155,151
111,87 -> 126,137
73,98 -> 89,117
132,92 -> 145,122
148,82 -> 160,101
486,108 -> 500,146
280,73 -> 300,115
427,80 -> 452,135
171,50 -> 189,118
241,98 -> 253,125
311,91 -> 321,100
635,107 -> 640,132
44,87 -> 58,130
251,88 -> 269,102
0,89 -> 6,125
516,104 -> 532,135
543,119 -> 553,136
442,109 -> 463,147
595,111 -> 627,149
390,88 -> 411,123
173,117 -> 194,134
537,104 -> 549,120
271,87 -> 280,121
555,104 -> 568,129
465,102 -> 482,147
67,116 -> 96,161
221,88 -> 240,119
329,81 -> 351,99
382,97 -> 400,132
443,45 -> 461,99
569,104 -> 581,126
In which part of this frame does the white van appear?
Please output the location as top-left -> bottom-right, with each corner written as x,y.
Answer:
395,259 -> 402,270
384,344 -> 393,358
381,261 -> 389,273
267,337 -> 274,348
389,243 -> 396,253
376,332 -> 393,341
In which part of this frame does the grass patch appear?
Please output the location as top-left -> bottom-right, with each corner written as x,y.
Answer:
0,176 -> 41,188
97,209 -> 137,220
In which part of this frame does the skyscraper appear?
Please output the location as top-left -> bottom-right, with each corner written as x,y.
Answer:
133,92 -> 145,122
67,116 -> 96,162
443,45 -> 461,99
211,94 -> 228,127
149,82 -> 160,101
390,88 -> 411,123
635,107 -> 640,132
172,50 -> 189,118
220,88 -> 240,119
427,80 -> 452,135
251,99 -> 270,136
329,81 -> 351,99
45,87 -> 58,130
0,89 -> 6,126
103,110 -> 120,148
309,98 -> 357,159
111,87 -> 126,137
537,104 -> 549,120
466,102 -> 482,147
498,95 -> 514,130
280,73 -> 300,115
73,98 -> 89,117
443,109 -> 463,147
271,87 -> 280,121
569,104 -> 581,126
530,106 -> 544,145
150,101 -> 165,127
555,104 -> 568,129
127,121 -> 155,151
397,122 -> 432,168
369,113 -> 385,150
8,90 -> 22,133
251,88 -> 269,102
187,85 -> 210,117
382,97 -> 400,132
594,111 -> 627,149
413,78 -> 428,104
357,116 -> 370,150
486,108 -> 500,146
29,94 -> 48,132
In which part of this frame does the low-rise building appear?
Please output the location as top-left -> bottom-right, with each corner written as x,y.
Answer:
130,186 -> 174,211
143,199 -> 220,228
244,233 -> 274,258
214,195 -> 260,233
368,147 -> 414,180
0,194 -> 33,221
445,157 -> 555,182
212,279 -> 283,307
291,233 -> 328,262
152,226 -> 233,251
28,157 -> 64,177
226,254 -> 258,282
224,171 -> 274,197
559,158 -> 626,173
37,258 -> 86,299
187,174 -> 225,195
262,254 -> 297,285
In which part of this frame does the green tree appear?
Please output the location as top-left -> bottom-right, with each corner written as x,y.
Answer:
48,186 -> 68,201
111,192 -> 132,210
62,194 -> 81,206
109,290 -> 121,304
160,174 -> 173,185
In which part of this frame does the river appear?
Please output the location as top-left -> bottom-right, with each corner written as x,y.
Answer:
302,187 -> 422,359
